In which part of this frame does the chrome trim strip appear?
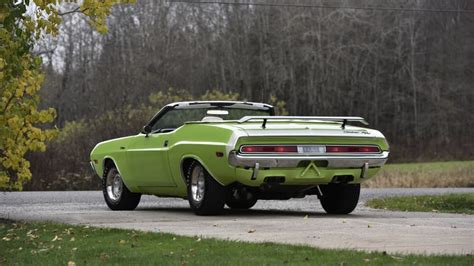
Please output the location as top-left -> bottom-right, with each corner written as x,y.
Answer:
228,151 -> 389,168
89,161 -> 98,177
238,116 -> 368,125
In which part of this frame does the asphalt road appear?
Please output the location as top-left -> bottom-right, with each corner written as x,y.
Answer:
1,188 -> 473,255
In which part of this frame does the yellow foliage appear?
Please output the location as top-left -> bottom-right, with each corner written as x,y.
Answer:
0,1 -> 131,190
268,94 -> 289,115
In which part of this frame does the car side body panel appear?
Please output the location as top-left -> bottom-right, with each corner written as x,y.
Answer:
90,136 -> 136,189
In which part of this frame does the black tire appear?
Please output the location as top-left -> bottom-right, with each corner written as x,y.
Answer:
102,166 -> 141,210
226,190 -> 258,209
319,183 -> 360,214
186,161 -> 226,215
226,198 -> 257,209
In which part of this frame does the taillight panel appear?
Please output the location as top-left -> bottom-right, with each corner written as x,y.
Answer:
239,145 -> 380,154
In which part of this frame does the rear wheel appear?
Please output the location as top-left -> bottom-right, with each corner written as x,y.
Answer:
319,183 -> 360,214
102,166 -> 141,210
186,161 -> 226,215
226,189 -> 257,209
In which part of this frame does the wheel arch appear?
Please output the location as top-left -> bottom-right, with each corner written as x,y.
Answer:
102,156 -> 134,189
180,155 -> 225,186
102,157 -> 116,178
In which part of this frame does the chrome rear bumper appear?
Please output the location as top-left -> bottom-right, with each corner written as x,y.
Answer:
228,151 -> 389,168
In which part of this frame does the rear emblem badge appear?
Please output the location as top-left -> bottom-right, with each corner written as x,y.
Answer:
300,161 -> 321,177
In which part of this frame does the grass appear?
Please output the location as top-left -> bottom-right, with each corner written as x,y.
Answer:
363,160 -> 474,188
0,220 -> 473,265
366,193 -> 474,215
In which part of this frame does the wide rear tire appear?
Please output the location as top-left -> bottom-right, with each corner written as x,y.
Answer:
226,189 -> 258,209
186,161 -> 226,215
319,183 -> 360,214
102,166 -> 141,210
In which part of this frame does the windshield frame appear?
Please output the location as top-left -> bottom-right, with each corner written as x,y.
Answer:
142,101 -> 275,134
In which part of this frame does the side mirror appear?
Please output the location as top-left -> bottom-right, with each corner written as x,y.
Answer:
142,125 -> 152,136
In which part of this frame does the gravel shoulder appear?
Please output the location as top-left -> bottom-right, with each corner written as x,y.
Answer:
1,188 -> 473,255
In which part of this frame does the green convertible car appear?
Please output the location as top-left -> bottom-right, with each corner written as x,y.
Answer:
90,101 -> 389,215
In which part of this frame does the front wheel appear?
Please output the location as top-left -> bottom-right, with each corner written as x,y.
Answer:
186,161 -> 226,215
319,183 -> 360,214
102,166 -> 141,210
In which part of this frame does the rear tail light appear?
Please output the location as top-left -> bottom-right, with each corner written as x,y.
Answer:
326,146 -> 380,153
240,145 -> 380,154
240,145 -> 298,153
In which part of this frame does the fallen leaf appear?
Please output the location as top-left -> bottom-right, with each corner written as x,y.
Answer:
367,224 -> 371,228
70,237 -> 75,242
83,226 -> 90,229
100,252 -> 110,261
303,215 -> 309,219
119,240 -> 126,244
72,247 -> 78,252
18,247 -> 23,251
342,220 -> 346,224
2,237 -> 11,241
26,231 -> 38,239
65,228 -> 74,235
196,238 -> 201,242
248,229 -> 256,233
68,261 -> 76,266
172,237 -> 177,241
52,235 -> 62,242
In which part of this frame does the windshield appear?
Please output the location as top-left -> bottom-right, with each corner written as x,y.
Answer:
151,106 -> 271,132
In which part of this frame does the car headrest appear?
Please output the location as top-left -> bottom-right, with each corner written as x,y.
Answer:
201,116 -> 224,122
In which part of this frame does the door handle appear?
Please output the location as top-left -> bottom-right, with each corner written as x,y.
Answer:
164,140 -> 168,147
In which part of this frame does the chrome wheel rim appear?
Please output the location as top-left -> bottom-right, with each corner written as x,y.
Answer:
106,169 -> 123,202
190,165 -> 205,203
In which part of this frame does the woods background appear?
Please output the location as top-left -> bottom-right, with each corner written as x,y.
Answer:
27,0 -> 474,190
